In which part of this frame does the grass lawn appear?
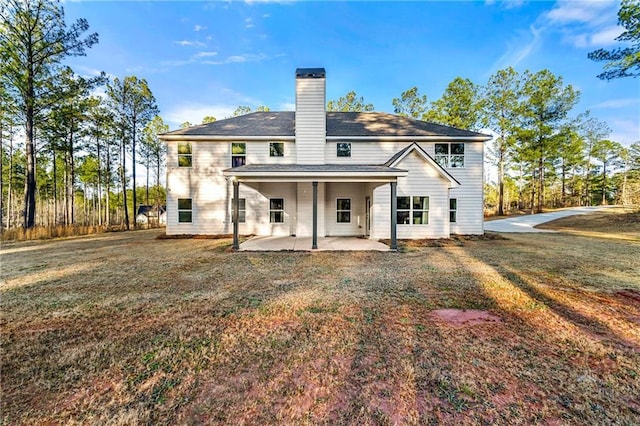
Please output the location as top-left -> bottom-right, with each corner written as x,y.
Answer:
1,209 -> 639,424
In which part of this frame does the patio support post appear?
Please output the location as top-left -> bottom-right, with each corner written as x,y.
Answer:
390,181 -> 397,251
232,179 -> 239,250
312,181 -> 318,249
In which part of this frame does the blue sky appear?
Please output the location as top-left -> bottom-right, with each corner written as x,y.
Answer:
64,0 -> 639,146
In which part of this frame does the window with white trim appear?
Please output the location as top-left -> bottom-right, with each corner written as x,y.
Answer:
178,198 -> 192,223
178,143 -> 192,167
232,198 -> 246,223
269,142 -> 284,157
269,198 -> 284,223
337,142 -> 351,157
397,196 -> 429,225
231,142 -> 246,167
336,198 -> 351,223
435,143 -> 465,168
450,198 -> 457,223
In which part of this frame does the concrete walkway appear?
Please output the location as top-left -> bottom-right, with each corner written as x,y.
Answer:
484,206 -> 611,233
240,236 -> 390,251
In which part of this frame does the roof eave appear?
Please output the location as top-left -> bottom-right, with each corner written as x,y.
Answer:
159,134 -> 295,141
326,135 -> 492,142
222,169 -> 408,183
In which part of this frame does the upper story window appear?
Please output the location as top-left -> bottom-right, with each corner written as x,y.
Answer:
397,196 -> 429,225
270,142 -> 284,157
178,143 -> 192,167
435,143 -> 465,168
337,142 -> 351,157
231,142 -> 246,167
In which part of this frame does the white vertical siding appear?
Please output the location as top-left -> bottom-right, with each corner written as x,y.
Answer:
295,78 -> 326,164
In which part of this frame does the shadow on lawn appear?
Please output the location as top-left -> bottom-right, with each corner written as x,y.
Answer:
457,243 -> 640,352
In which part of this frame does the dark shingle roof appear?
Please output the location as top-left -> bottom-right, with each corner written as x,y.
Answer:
166,112 -> 294,137
327,112 -> 487,137
162,111 -> 489,138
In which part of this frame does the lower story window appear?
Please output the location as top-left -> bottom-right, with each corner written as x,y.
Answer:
450,198 -> 457,223
270,198 -> 284,223
397,196 -> 429,225
232,198 -> 246,223
178,198 -> 192,223
336,198 -> 351,223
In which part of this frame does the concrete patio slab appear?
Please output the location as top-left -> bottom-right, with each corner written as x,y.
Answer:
239,236 -> 390,251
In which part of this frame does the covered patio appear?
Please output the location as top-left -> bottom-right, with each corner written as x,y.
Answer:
239,235 -> 390,251
223,164 -> 408,251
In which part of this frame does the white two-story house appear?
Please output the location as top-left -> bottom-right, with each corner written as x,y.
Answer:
159,68 -> 491,250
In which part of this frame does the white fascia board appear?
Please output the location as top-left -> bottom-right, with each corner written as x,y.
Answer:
223,170 -> 408,182
326,135 -> 491,142
235,176 -> 401,183
159,135 -> 295,141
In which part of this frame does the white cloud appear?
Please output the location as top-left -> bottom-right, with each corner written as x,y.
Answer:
245,18 -> 255,29
90,87 -> 107,100
245,0 -> 291,4
542,0 -> 622,48
609,118 -> 640,145
545,0 -> 616,25
202,53 -> 268,65
164,103 -> 237,128
484,0 -> 525,9
194,51 -> 218,58
487,24 -> 542,74
175,40 -> 206,47
590,25 -> 624,46
592,98 -> 640,109
279,102 -> 295,111
193,25 -> 206,32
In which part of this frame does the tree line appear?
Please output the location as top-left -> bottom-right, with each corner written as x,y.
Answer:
1,0 -> 638,233
1,0 -> 169,232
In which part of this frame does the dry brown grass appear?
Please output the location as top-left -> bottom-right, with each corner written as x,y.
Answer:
1,211 -> 639,425
537,206 -> 640,241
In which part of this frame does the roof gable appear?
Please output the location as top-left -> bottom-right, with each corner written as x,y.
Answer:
385,142 -> 460,187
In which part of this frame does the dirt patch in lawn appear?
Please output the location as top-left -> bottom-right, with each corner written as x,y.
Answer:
431,309 -> 502,326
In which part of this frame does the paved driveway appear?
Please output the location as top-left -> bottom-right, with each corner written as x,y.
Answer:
484,206 -> 611,233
